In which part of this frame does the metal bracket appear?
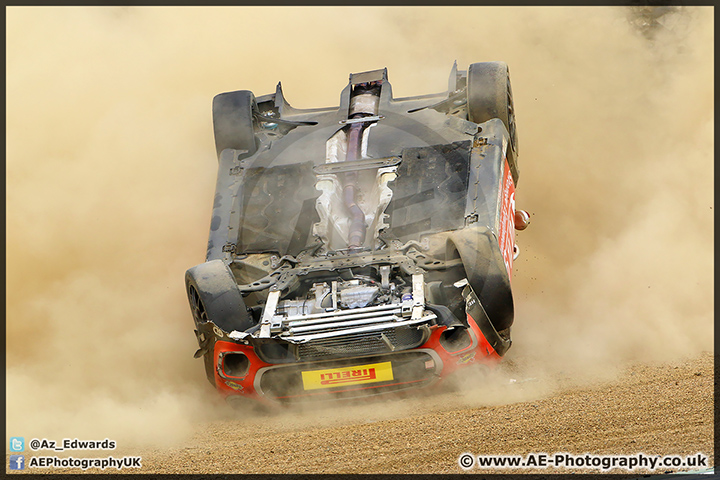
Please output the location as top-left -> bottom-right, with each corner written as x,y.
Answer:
312,156 -> 401,175
453,278 -> 469,288
253,111 -> 318,127
259,290 -> 281,338
379,265 -> 391,289
411,273 -> 425,320
339,115 -> 384,125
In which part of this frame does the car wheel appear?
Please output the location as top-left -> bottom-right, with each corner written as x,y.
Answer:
467,62 -> 518,156
212,90 -> 258,158
185,260 -> 254,334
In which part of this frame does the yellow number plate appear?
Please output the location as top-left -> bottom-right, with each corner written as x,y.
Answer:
301,361 -> 394,391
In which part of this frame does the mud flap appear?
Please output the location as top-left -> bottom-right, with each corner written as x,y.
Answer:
462,284 -> 511,357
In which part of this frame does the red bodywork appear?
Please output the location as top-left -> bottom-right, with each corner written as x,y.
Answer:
212,311 -> 501,403
498,158 -> 516,280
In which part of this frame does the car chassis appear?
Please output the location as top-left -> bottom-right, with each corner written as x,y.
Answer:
186,62 -> 528,404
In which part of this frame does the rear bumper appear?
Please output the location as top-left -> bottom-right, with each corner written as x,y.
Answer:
212,311 -> 503,403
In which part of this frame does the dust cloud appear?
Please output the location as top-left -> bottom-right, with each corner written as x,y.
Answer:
6,7 -> 713,447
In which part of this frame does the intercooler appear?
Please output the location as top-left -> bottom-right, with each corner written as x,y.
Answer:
250,286 -> 437,362
296,325 -> 428,360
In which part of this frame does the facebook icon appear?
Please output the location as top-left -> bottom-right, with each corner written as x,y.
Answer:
9,455 -> 25,470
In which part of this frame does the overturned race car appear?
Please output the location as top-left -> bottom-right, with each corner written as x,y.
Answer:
186,62 -> 529,405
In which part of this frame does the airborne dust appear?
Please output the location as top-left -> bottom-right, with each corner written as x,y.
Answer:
6,7 -> 713,448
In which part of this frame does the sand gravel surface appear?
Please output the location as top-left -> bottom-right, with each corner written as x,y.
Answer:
18,351 -> 707,475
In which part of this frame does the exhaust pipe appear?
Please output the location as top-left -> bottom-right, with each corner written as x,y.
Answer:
343,82 -> 381,249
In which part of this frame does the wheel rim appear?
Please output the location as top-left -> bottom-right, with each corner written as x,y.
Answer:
189,285 -> 209,324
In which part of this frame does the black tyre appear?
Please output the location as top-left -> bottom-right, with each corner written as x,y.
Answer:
212,90 -> 258,158
185,260 -> 254,334
467,62 -> 518,156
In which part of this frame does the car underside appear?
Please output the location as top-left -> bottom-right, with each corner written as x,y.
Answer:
186,62 -> 528,404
